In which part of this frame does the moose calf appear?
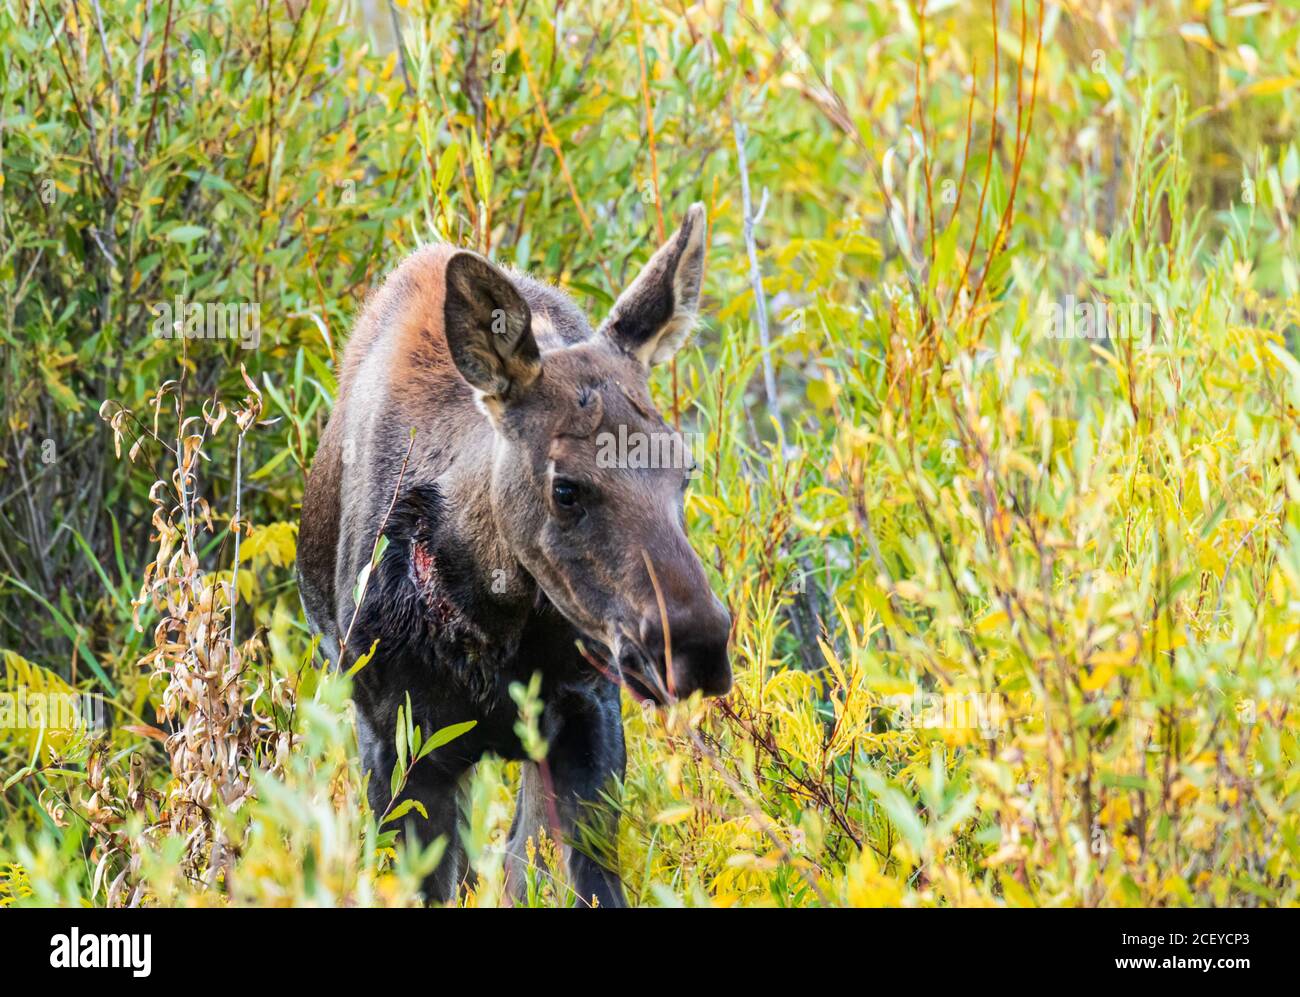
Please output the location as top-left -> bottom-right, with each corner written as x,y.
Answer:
298,205 -> 731,906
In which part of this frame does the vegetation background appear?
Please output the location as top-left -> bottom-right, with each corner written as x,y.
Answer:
2,0 -> 1299,906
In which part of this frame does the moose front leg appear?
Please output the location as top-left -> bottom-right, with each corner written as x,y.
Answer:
506,687 -> 628,907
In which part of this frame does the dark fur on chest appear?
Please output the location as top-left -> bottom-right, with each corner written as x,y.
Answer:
351,483 -> 522,709
347,482 -> 605,763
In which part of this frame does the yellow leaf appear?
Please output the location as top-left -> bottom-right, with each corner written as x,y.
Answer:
1080,661 -> 1116,692
1178,23 -> 1216,51
1084,229 -> 1107,264
1243,77 -> 1300,98
893,580 -> 925,601
1087,648 -> 1134,669
654,806 -> 693,825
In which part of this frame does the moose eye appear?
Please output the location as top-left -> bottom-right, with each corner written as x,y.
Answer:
552,478 -> 581,509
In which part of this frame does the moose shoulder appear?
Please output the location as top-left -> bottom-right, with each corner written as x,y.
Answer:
297,204 -> 731,907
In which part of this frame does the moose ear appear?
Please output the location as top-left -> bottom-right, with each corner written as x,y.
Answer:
600,202 -> 707,367
444,251 -> 540,405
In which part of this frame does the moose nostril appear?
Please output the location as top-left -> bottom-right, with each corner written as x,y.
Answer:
671,634 -> 732,698
632,601 -> 733,699
639,603 -> 729,660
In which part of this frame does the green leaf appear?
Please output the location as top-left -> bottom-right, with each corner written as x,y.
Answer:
390,755 -> 405,799
435,143 -> 459,198
417,720 -> 478,760
166,224 -> 209,244
395,702 -> 408,768
382,798 -> 429,825
249,446 -> 294,481
371,534 -> 390,571
344,639 -> 379,678
864,771 -> 926,854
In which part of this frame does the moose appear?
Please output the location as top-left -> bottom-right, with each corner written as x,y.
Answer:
297,204 -> 732,906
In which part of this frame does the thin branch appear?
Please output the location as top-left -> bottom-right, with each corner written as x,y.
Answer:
946,0 -> 999,326
504,3 -> 614,289
915,0 -> 936,262
732,115 -> 783,437
633,1 -> 666,243
337,431 -> 417,665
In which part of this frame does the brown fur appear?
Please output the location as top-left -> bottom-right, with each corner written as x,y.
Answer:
297,204 -> 729,905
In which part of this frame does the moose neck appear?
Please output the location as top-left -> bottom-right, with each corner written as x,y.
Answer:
435,439 -> 537,624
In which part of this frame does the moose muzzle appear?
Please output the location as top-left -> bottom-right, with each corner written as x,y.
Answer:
626,595 -> 732,701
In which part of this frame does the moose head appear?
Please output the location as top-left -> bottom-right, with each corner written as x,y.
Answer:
442,204 -> 732,701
